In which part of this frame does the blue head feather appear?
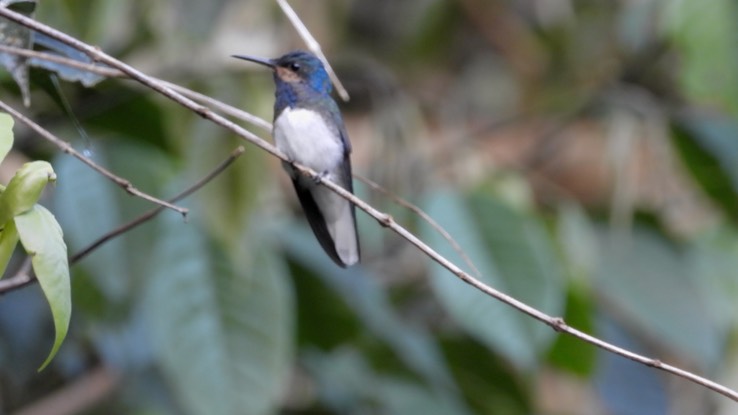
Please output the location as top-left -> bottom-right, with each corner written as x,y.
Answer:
274,50 -> 331,93
271,51 -> 334,115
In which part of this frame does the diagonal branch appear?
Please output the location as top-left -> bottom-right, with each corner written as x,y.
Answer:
354,173 -> 483,279
1,8 -> 284,162
0,5 -> 736,403
0,256 -> 32,292
0,44 -> 122,77
0,146 -> 246,294
0,44 -> 273,131
0,45 -> 483,278
0,100 -> 188,216
275,0 -> 350,102
69,146 -> 245,264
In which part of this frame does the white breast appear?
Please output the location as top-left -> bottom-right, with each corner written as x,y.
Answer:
273,108 -> 344,173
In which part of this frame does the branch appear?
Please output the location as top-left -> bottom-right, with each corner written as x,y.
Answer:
5,8 -> 285,162
0,44 -> 122,77
0,100 -> 188,216
0,256 -> 32,293
0,6 -> 736,403
0,46 -> 482,278
0,146 -> 246,294
69,146 -> 246,264
275,0 -> 350,102
354,173 -> 483,279
0,44 -> 273,131
13,365 -> 119,415
163,82 -> 272,131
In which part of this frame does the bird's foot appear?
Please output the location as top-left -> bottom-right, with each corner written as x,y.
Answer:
313,170 -> 330,184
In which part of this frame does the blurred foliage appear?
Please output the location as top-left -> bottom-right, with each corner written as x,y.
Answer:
0,1 -> 737,414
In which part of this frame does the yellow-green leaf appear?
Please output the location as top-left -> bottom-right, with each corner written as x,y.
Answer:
0,219 -> 19,278
0,112 -> 13,165
15,205 -> 70,371
0,161 -> 56,224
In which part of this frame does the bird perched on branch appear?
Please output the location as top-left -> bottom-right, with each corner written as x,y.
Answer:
233,50 -> 360,267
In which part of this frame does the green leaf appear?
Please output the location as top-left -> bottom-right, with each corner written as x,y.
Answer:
282,225 -> 456,391
688,228 -> 738,331
421,190 -> 565,369
0,161 -> 56,224
557,203 -> 599,282
378,378 -> 471,415
441,337 -> 531,414
594,316 -> 669,415
546,286 -> 595,375
671,114 -> 738,222
0,219 -> 19,277
105,140 -> 177,288
595,226 -> 724,370
548,204 -> 597,375
663,0 -> 738,115
143,215 -> 293,415
86,94 -> 170,150
187,121 -> 262,247
303,348 -> 471,415
15,204 -> 71,371
53,152 -> 128,301
0,112 -> 14,165
467,192 -> 565,337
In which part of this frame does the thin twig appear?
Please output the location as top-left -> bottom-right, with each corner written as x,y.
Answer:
1,6 -> 736,403
0,256 -> 32,292
354,173 -> 483,279
13,365 -> 120,415
0,8 -> 283,161
298,164 -> 738,402
0,146 -> 246,294
275,0 -> 350,102
163,82 -> 272,131
70,146 -> 246,264
0,44 -> 122,77
5,35 -> 477,283
0,45 -> 273,131
0,100 -> 188,216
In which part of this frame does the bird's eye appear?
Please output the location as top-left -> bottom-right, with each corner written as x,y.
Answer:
289,62 -> 301,71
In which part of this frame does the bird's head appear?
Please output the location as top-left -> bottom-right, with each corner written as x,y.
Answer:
233,50 -> 332,94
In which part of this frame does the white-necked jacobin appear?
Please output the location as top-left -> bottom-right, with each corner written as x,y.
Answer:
232,50 -> 360,267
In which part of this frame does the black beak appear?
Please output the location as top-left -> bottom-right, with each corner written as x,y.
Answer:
231,54 -> 275,68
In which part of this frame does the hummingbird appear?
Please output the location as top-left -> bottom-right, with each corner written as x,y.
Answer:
232,50 -> 360,267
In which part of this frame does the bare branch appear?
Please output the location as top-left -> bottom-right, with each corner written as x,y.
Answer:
275,0 -> 350,102
0,44 -> 122,78
163,82 -> 272,131
13,365 -> 120,415
0,256 -> 32,294
70,146 -> 246,264
0,100 -> 188,216
0,6 -> 735,403
29,37 -> 480,280
0,146 -> 245,294
354,173 -> 483,279
0,8 -> 284,162
0,45 -> 272,132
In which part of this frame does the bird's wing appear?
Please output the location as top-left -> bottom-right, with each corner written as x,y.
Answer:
327,99 -> 352,154
290,149 -> 360,267
290,177 -> 348,267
